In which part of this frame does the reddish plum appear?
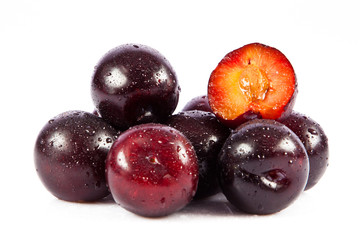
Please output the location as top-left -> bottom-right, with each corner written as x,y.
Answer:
106,123 -> 198,217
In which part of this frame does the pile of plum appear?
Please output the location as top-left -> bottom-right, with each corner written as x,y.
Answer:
34,43 -> 329,217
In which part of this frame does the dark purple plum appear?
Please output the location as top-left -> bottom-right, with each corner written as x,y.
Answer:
182,95 -> 212,113
34,110 -> 118,202
92,109 -> 101,117
278,112 -> 329,190
218,119 -> 309,214
166,110 -> 231,199
91,44 -> 179,130
106,123 -> 198,217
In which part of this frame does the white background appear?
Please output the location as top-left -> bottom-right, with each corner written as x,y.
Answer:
1,0 -> 359,239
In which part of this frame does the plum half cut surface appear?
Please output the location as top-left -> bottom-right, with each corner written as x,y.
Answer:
218,119 -> 309,214
166,110 -> 231,199
106,123 -> 198,217
91,44 -> 180,130
208,43 -> 297,128
34,111 -> 118,202
278,112 -> 329,190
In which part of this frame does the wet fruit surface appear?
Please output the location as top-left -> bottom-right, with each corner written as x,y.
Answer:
208,43 -> 297,128
33,42 -> 329,217
91,44 -> 180,130
218,119 -> 309,214
166,110 -> 231,199
278,112 -> 329,190
34,111 -> 118,202
106,123 -> 198,217
182,95 -> 212,112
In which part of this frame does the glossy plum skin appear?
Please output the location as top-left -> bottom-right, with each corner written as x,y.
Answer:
34,111 -> 118,202
166,110 -> 231,199
91,44 -> 180,130
278,112 -> 329,190
106,123 -> 198,217
218,119 -> 309,214
182,95 -> 212,113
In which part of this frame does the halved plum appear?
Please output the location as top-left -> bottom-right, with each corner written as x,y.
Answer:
208,43 -> 297,128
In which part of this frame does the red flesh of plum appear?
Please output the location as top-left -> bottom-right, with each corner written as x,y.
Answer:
208,43 -> 297,129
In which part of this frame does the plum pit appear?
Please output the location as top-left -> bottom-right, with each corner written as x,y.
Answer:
238,64 -> 270,102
